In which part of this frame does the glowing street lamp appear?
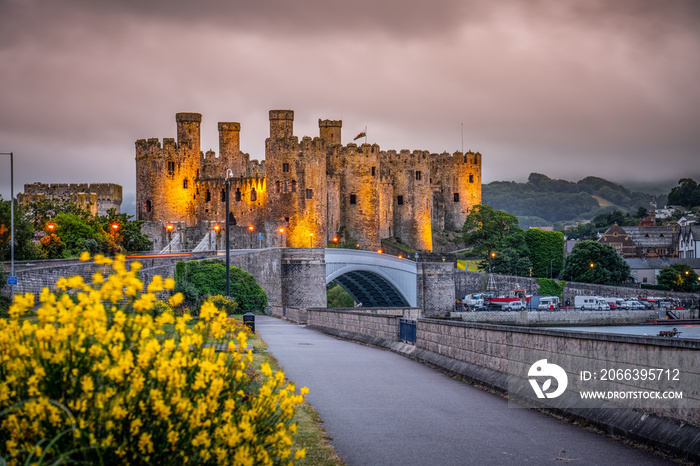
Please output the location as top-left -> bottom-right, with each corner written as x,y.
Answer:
309,232 -> 314,248
166,223 -> 174,253
489,251 -> 496,274
248,225 -> 255,249
46,222 -> 56,233
377,249 -> 383,254
278,227 -> 285,247
212,224 -> 221,250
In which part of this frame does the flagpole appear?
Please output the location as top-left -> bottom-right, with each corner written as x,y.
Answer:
364,126 -> 367,145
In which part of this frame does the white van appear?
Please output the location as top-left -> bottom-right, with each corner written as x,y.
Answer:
537,296 -> 560,310
574,296 -> 610,311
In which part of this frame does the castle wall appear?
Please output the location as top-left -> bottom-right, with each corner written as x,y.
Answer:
431,151 -> 482,231
19,182 -> 122,216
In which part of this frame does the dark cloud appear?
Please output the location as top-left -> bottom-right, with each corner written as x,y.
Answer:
1,0 -> 699,206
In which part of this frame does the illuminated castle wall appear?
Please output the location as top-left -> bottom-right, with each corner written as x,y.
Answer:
135,111 -> 482,251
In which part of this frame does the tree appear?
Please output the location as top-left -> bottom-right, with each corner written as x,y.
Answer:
175,259 -> 268,313
462,205 -> 520,256
327,282 -> 355,307
562,241 -> 630,285
98,208 -> 152,253
51,212 -> 101,256
657,264 -> 699,292
524,229 -> 565,278
668,178 -> 700,209
0,196 -> 41,261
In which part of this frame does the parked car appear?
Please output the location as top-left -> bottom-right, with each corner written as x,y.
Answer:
574,296 -> 610,311
505,301 -> 526,311
623,300 -> 645,310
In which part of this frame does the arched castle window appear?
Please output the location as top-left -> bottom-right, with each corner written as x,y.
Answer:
146,200 -> 152,213
291,180 -> 297,193
350,194 -> 357,205
183,178 -> 189,189
206,190 -> 211,202
371,167 -> 376,177
220,189 -> 225,202
235,189 -> 241,202
283,163 -> 290,173
251,189 -> 257,202
229,212 -> 236,225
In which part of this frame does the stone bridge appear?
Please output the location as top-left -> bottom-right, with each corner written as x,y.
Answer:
3,248 -> 455,316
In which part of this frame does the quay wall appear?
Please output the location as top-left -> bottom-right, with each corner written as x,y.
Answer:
450,309 -> 699,326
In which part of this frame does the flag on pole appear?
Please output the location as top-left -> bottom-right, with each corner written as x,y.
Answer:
353,131 -> 366,141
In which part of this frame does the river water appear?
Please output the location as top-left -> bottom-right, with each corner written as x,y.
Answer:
548,324 -> 700,340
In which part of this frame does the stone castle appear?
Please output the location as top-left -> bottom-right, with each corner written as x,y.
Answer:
135,111 -> 481,251
18,183 -> 122,217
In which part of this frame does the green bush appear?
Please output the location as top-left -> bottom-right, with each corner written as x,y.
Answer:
536,278 -> 565,298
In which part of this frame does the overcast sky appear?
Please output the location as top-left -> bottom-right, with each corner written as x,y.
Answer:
1,0 -> 699,211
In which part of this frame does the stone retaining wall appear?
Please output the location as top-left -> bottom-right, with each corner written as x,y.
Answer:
267,305 -> 308,324
417,319 -> 700,427
306,308 -> 405,342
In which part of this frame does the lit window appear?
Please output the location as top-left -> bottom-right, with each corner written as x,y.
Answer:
251,189 -> 257,202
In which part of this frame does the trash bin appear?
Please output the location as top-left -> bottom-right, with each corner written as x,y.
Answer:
243,312 -> 255,332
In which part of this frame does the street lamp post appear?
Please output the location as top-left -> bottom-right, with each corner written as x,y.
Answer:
248,225 -> 255,249
490,251 -> 496,274
225,169 -> 233,298
110,222 -> 120,256
309,233 -> 313,248
1,153 -> 14,299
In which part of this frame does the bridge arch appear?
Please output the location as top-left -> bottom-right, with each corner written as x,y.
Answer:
325,249 -> 417,307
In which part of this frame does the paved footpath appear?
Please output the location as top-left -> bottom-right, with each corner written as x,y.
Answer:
256,316 -> 673,466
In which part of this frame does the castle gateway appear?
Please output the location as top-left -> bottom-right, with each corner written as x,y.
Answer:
136,111 -> 481,252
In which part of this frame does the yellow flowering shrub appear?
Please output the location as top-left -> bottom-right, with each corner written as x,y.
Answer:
0,254 -> 306,465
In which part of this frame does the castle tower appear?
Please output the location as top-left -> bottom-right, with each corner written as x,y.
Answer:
444,151 -> 482,230
218,122 -> 246,177
266,110 -> 327,248
135,113 -> 201,226
269,110 -> 294,140
176,113 -> 202,153
319,119 -> 342,146
385,150 -> 432,252
335,143 -> 381,250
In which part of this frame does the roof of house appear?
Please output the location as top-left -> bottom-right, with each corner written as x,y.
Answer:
625,257 -> 700,270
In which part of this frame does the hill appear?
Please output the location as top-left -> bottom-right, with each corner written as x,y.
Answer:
482,173 -> 664,228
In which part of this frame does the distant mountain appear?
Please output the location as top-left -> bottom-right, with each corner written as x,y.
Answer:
482,173 -> 665,228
